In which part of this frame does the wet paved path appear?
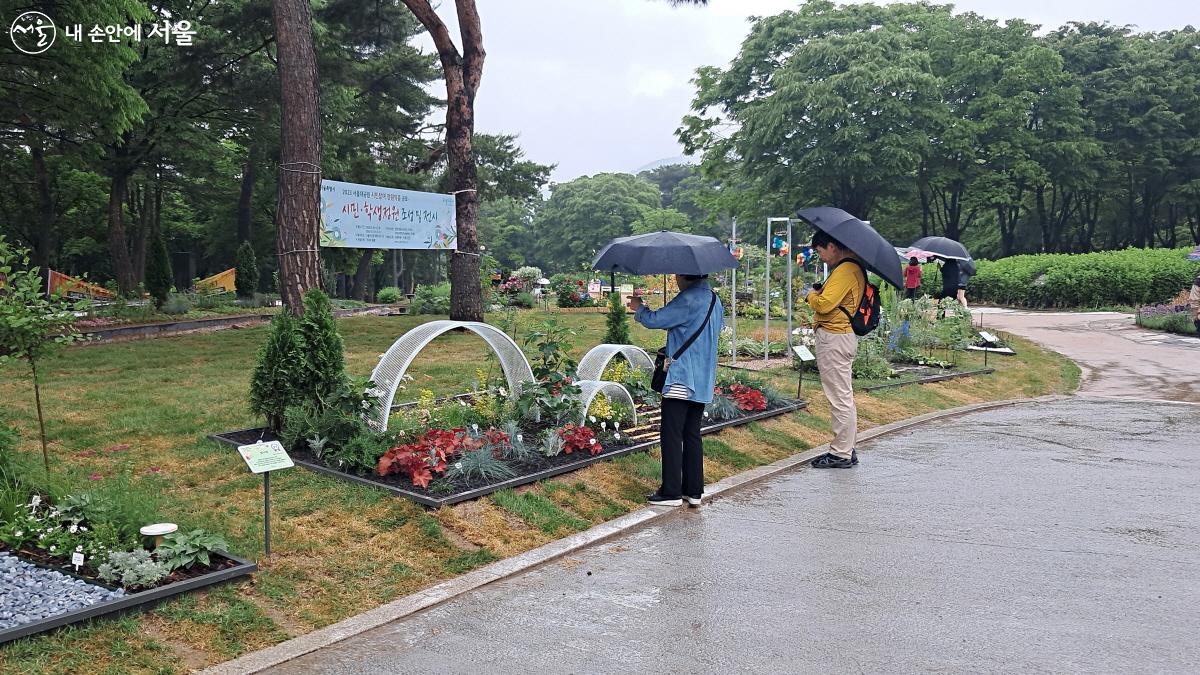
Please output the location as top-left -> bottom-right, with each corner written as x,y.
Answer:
269,398 -> 1200,674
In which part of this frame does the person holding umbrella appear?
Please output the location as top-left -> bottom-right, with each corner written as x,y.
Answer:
796,207 -> 905,470
593,231 -> 736,507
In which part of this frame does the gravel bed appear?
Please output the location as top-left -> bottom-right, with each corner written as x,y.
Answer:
0,552 -> 124,630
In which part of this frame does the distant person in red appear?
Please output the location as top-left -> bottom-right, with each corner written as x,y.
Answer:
904,257 -> 923,300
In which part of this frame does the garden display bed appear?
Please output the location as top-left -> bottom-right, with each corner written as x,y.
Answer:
0,548 -> 256,645
210,399 -> 807,508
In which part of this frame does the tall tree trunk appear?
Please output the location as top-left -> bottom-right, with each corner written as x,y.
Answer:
108,171 -> 137,294
237,141 -> 259,244
272,0 -> 323,315
352,248 -> 374,301
131,180 -> 152,282
402,0 -> 485,322
30,131 -> 54,288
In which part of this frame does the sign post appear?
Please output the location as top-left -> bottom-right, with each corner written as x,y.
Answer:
792,345 -> 816,398
236,440 -> 294,558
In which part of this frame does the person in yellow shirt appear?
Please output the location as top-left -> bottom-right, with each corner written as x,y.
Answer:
804,230 -> 865,469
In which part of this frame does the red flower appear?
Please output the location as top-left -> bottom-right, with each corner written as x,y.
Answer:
88,473 -> 103,481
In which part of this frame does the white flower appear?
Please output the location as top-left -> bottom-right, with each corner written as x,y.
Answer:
454,462 -> 463,470
516,434 -> 524,442
75,545 -> 83,552
614,433 -> 621,440
13,530 -> 22,537
80,526 -> 88,532
69,524 -> 78,534
498,387 -> 508,397
28,495 -> 41,509
49,545 -> 56,552
704,412 -> 710,418
589,438 -> 597,444
458,399 -> 468,407
361,400 -> 371,410
589,416 -> 597,423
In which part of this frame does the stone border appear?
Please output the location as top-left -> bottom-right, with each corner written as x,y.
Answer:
74,306 -> 383,344
199,394 -> 1055,675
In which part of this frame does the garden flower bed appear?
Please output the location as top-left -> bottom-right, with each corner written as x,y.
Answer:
212,387 -> 807,508
0,495 -> 254,644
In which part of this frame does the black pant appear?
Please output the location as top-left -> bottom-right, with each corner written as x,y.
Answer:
659,398 -> 705,498
905,288 -> 917,300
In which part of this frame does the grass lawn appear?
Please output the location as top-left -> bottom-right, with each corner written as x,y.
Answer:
0,309 -> 1078,673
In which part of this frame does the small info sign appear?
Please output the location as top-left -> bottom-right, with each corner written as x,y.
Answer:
237,441 -> 294,474
792,345 -> 816,362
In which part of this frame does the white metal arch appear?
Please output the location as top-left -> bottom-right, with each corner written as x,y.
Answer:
366,320 -> 535,431
572,380 -> 638,426
575,344 -> 654,382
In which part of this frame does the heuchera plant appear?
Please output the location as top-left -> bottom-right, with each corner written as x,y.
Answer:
721,384 -> 768,412
377,427 -> 512,487
557,424 -> 600,455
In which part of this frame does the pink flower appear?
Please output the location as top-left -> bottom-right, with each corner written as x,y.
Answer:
88,473 -> 103,481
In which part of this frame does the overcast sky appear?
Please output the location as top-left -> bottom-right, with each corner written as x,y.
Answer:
418,0 -> 1196,184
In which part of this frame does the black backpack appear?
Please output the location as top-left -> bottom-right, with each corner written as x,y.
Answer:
832,259 -> 881,336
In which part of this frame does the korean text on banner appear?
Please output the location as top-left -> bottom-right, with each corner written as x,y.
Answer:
320,179 -> 457,250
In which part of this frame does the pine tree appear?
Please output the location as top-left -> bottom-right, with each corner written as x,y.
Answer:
249,311 -> 304,432
144,228 -> 173,308
604,292 -> 631,344
298,288 -> 347,397
235,241 -> 259,298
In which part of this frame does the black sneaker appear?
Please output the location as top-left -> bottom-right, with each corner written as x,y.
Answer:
812,453 -> 854,469
851,449 -> 859,465
647,492 -> 683,506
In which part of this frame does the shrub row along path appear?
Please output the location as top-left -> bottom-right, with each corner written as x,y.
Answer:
978,308 -> 1200,402
257,320 -> 1200,673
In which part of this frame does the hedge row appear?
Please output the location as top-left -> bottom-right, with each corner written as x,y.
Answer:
962,248 -> 1199,308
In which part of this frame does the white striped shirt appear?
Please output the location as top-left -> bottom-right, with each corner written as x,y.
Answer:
662,383 -> 692,400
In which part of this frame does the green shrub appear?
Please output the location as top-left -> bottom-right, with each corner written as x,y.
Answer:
162,295 -> 192,315
410,282 -> 451,314
376,286 -> 403,304
145,230 -> 173,308
852,336 -> 893,380
968,248 -> 1199,308
98,549 -> 171,588
249,311 -> 305,432
512,291 -> 535,308
235,241 -> 259,298
604,292 -> 631,344
299,289 -> 347,398
157,528 -> 230,570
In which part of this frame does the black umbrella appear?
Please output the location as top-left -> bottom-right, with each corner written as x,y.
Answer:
591,231 -> 738,276
796,206 -> 903,289
910,236 -> 974,276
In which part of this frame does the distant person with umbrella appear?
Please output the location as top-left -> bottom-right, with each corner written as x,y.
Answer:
913,236 -> 973,309
797,207 -> 904,469
594,231 -> 734,507
904,256 -> 923,300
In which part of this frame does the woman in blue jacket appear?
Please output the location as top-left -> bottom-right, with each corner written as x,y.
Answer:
628,274 -> 724,507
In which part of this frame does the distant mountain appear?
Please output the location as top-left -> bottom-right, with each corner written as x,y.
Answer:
633,155 -> 696,175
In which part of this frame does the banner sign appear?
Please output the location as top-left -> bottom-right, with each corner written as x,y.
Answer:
320,179 -> 456,250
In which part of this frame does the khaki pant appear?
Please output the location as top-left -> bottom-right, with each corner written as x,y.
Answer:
816,328 -> 858,458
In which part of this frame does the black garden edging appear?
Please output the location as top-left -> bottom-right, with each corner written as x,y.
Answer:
859,367 -> 995,393
0,552 -> 257,645
209,400 -> 808,508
